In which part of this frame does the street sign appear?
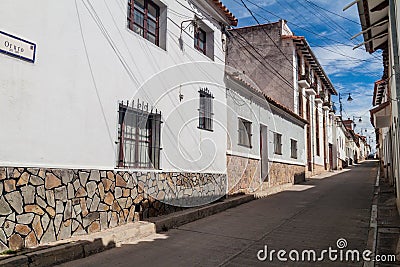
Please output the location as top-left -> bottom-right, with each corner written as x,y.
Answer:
0,31 -> 36,63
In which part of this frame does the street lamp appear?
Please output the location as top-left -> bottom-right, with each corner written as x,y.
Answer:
347,93 -> 353,102
338,92 -> 354,117
351,116 -> 363,129
353,116 -> 362,123
358,128 -> 368,135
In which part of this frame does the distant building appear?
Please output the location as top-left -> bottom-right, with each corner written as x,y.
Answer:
226,20 -> 337,177
333,116 -> 350,169
225,73 -> 307,195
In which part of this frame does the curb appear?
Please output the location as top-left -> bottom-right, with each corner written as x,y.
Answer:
363,167 -> 380,267
0,221 -> 156,267
148,194 -> 255,232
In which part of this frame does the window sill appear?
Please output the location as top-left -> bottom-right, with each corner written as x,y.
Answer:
126,28 -> 167,52
274,152 -> 283,155
194,47 -> 215,61
238,143 -> 252,149
198,127 -> 213,132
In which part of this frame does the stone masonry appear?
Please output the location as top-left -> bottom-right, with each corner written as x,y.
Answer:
268,161 -> 305,186
226,20 -> 296,112
227,155 -> 261,194
0,167 -> 225,251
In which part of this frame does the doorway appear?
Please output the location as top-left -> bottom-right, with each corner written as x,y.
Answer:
260,125 -> 269,182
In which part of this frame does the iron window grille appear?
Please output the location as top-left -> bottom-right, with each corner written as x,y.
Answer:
291,139 -> 298,159
194,28 -> 206,55
274,132 -> 282,155
127,0 -> 160,46
238,118 -> 252,148
117,100 -> 162,169
198,88 -> 214,131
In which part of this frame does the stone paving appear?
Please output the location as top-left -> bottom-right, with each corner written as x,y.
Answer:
58,161 -> 378,267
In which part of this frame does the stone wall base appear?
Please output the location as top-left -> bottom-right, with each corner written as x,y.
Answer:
226,155 -> 261,195
268,161 -> 306,186
306,163 -> 327,178
0,167 -> 225,252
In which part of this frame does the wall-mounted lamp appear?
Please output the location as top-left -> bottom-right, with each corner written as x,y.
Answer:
179,18 -> 199,51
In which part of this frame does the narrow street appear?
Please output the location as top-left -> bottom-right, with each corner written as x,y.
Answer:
59,161 -> 377,267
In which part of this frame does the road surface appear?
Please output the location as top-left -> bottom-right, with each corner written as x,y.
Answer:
59,161 -> 377,266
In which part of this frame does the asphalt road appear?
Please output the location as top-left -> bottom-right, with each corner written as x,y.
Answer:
58,160 -> 377,267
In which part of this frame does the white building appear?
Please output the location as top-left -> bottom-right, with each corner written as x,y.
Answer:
226,21 -> 338,177
0,0 -> 238,250
354,0 -> 400,211
333,116 -> 350,170
225,73 -> 307,194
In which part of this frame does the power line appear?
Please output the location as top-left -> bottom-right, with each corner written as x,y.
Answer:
238,0 -> 293,66
303,0 -> 361,25
237,0 -> 382,62
230,30 -> 294,90
296,0 -> 382,61
228,32 -> 341,117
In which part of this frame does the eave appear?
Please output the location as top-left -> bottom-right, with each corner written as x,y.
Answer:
356,0 -> 389,53
284,35 -> 338,95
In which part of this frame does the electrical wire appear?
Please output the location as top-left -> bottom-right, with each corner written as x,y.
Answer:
302,0 -> 361,25
74,0 -> 117,154
235,0 -> 382,62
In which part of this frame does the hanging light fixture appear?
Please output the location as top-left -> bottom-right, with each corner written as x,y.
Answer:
347,93 -> 353,102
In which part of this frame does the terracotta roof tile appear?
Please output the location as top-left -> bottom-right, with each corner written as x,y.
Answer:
212,0 -> 238,26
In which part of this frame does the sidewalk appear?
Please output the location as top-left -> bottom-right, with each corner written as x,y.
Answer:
374,171 -> 400,266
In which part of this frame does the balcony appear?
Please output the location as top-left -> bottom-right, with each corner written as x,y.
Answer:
322,101 -> 332,111
298,74 -> 310,89
305,82 -> 317,95
315,94 -> 323,104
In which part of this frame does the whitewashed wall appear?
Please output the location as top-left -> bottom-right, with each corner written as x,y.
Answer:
335,119 -> 348,163
0,0 -> 231,173
226,77 -> 306,167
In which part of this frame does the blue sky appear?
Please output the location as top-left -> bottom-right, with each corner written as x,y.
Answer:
223,0 -> 380,148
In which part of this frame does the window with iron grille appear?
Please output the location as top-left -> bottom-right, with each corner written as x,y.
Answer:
117,101 -> 161,169
194,28 -> 206,55
127,0 -> 160,46
274,132 -> 282,155
238,118 -> 252,148
198,88 -> 214,131
291,139 -> 298,159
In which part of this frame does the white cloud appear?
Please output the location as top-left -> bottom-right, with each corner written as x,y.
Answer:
312,45 -> 382,76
